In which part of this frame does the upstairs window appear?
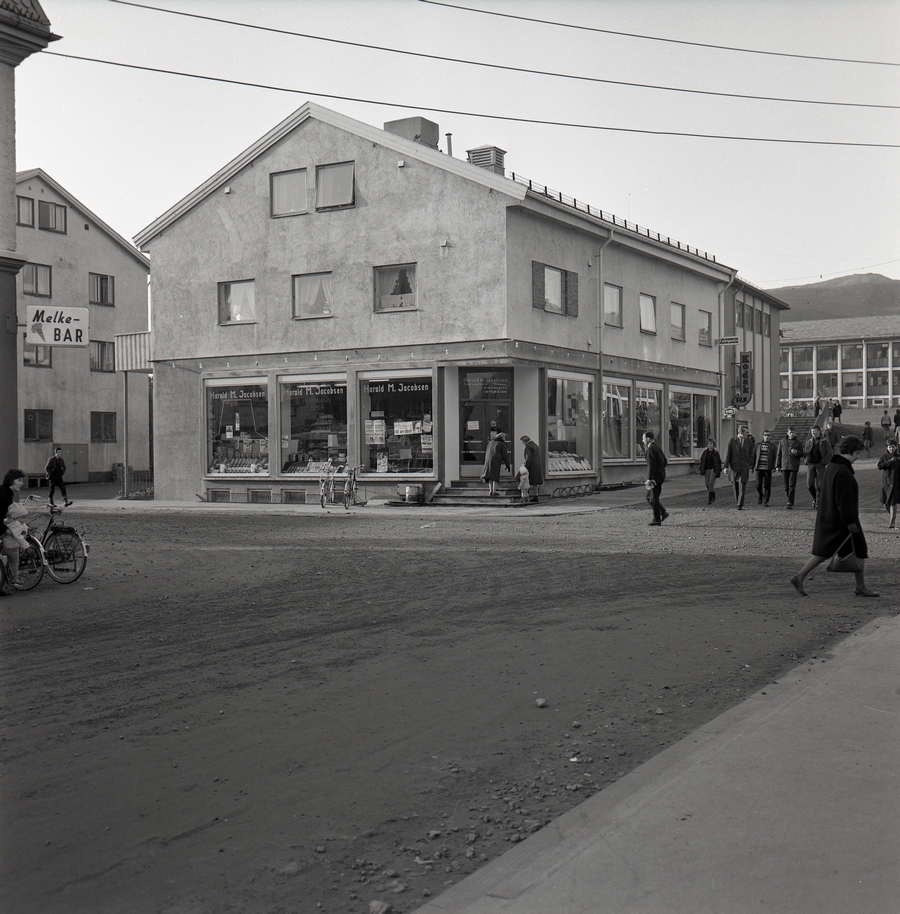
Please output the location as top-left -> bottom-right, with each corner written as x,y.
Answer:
671,302 -> 685,341
639,294 -> 657,334
24,409 -> 53,441
91,411 -> 117,442
699,310 -> 712,347
38,200 -> 67,233
532,262 -> 578,316
603,283 -> 623,327
271,168 -> 307,216
89,272 -> 115,305
218,280 -> 256,324
23,263 -> 51,297
90,340 -> 116,372
375,264 -> 417,312
293,272 -> 333,319
316,162 -> 355,209
23,335 -> 52,367
17,196 -> 34,227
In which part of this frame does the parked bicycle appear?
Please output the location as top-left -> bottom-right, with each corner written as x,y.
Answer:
343,465 -> 368,509
1,497 -> 89,591
319,460 -> 344,508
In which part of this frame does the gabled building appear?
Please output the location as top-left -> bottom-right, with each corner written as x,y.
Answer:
135,102 -> 783,502
16,169 -> 151,482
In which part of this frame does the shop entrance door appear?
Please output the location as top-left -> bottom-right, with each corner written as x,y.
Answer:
459,369 -> 513,478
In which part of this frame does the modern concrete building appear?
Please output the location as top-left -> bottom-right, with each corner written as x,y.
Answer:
16,169 -> 151,483
0,0 -> 56,473
135,103 -> 784,502
780,315 -> 900,411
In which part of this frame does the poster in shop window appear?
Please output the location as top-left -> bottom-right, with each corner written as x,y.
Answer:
365,419 -> 386,445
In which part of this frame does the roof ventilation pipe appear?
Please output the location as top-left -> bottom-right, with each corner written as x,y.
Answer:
466,146 -> 506,176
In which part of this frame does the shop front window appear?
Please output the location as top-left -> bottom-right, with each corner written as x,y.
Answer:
547,374 -> 593,473
668,391 -> 691,457
692,394 -> 716,449
362,374 -> 433,473
635,387 -> 661,458
602,381 -> 631,459
206,381 -> 269,474
280,379 -> 347,473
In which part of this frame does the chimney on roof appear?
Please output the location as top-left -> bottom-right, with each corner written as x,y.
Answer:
466,146 -> 506,176
383,116 -> 440,149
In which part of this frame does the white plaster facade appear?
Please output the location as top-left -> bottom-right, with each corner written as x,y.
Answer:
136,103 -> 783,502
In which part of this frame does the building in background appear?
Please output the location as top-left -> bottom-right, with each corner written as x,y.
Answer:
0,0 -> 56,473
780,315 -> 900,411
16,169 -> 151,483
135,103 -> 782,502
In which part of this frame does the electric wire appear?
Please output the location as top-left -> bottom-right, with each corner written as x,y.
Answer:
419,0 -> 900,68
40,51 -> 900,149
108,0 -> 900,111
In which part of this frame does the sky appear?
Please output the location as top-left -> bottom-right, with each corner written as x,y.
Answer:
14,0 -> 900,289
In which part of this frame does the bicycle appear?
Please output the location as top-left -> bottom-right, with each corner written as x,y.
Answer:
343,465 -> 368,509
319,460 -> 344,508
6,497 -> 90,589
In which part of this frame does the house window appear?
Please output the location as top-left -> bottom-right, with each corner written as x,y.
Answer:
780,348 -> 790,371
754,309 -> 763,334
23,335 -> 52,367
17,196 -> 34,227
735,301 -> 744,328
532,262 -> 578,315
279,378 -> 347,472
699,310 -> 712,347
547,372 -> 593,473
867,371 -> 889,395
793,347 -> 813,370
668,390 -> 691,456
292,272 -> 333,319
639,294 -> 656,334
316,162 -> 355,209
89,273 -> 115,305
23,263 -> 51,297
602,381 -> 631,459
841,372 -> 863,396
90,340 -> 116,372
271,168 -> 307,216
218,280 -> 256,324
763,312 -> 771,337
841,344 -> 863,369
817,345 -> 838,370
671,302 -> 685,341
206,380 -> 269,474
603,284 -> 623,327
24,409 -> 52,441
374,264 -> 417,312
91,411 -> 117,442
635,386 -> 662,457
38,200 -> 67,233
867,342 -> 889,368
361,373 -> 433,473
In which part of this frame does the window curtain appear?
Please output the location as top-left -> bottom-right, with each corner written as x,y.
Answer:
376,267 -> 416,310
225,282 -> 255,322
294,273 -> 332,317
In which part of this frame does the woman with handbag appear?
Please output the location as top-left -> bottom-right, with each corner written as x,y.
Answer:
790,436 -> 879,598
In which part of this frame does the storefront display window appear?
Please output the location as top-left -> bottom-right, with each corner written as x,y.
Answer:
668,391 -> 692,457
692,394 -> 716,448
279,379 -> 347,473
361,374 -> 433,473
206,380 -> 268,474
635,387 -> 661,458
602,381 -> 631,459
547,373 -> 593,473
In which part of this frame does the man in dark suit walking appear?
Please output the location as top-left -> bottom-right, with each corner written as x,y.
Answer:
46,447 -> 72,507
643,430 -> 668,526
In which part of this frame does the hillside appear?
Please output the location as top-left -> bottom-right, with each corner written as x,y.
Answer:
769,273 -> 900,322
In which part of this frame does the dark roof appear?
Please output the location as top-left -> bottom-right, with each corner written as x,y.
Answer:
781,315 -> 900,342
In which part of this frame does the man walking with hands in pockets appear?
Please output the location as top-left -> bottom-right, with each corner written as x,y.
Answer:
45,447 -> 72,507
643,430 -> 668,526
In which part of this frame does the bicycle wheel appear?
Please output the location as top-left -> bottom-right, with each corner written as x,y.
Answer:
343,483 -> 352,509
320,485 -> 328,508
44,530 -> 88,583
12,535 -> 44,591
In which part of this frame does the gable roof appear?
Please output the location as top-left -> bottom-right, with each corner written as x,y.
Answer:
780,315 -> 900,342
134,101 -> 526,249
17,168 -> 150,270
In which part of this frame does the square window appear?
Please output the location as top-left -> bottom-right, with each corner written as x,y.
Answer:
699,309 -> 712,347
671,302 -> 685,341
316,162 -> 355,209
292,272 -> 333,319
639,294 -> 657,334
218,280 -> 256,324
23,334 -> 52,367
91,411 -> 117,442
603,284 -> 623,327
89,273 -> 115,305
271,169 -> 307,216
374,264 -> 417,311
17,196 -> 34,227
38,200 -> 67,233
90,340 -> 116,372
23,263 -> 51,297
24,409 -> 52,441
532,262 -> 578,316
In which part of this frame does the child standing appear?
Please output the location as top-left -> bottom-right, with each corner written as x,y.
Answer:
515,464 -> 530,504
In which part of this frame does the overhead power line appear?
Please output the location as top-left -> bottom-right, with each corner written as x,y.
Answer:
109,0 -> 900,110
420,0 -> 900,68
42,51 -> 900,148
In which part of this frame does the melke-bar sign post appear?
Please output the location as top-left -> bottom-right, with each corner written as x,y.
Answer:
25,305 -> 90,347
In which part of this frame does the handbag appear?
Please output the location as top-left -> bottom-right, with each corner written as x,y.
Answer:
826,533 -> 862,573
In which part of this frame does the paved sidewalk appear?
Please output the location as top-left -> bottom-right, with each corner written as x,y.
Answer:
414,614 -> 900,914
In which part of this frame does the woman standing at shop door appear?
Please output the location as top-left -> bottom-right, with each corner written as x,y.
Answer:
520,435 -> 544,502
481,431 -> 510,496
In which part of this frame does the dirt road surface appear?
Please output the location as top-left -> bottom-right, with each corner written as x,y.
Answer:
2,470 -> 897,914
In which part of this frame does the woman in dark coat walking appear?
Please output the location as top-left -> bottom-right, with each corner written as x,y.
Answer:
481,431 -> 510,496
877,440 -> 900,530
790,436 -> 878,597
520,435 -> 544,501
